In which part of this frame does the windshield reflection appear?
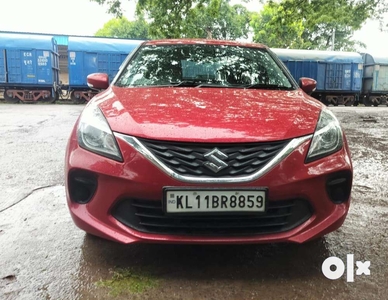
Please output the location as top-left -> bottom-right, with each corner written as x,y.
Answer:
115,44 -> 294,90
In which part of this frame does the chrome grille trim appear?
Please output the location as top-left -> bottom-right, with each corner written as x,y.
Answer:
114,133 -> 312,184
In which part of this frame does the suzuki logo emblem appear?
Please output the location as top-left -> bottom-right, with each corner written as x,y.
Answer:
203,148 -> 228,173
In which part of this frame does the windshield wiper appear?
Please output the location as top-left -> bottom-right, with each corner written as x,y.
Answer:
170,81 -> 233,88
170,81 -> 204,87
244,83 -> 293,90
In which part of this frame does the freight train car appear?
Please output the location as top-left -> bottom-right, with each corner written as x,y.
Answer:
66,36 -> 143,103
0,32 -> 60,103
361,53 -> 388,106
272,48 -> 363,106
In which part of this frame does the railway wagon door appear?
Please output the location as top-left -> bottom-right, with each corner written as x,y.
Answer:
6,49 -> 38,84
0,49 -> 6,83
325,63 -> 352,91
285,60 -> 319,88
69,51 -> 98,86
374,65 -> 388,92
97,53 -> 126,83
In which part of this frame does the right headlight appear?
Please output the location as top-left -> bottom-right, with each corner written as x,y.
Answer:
77,104 -> 123,162
306,109 -> 343,163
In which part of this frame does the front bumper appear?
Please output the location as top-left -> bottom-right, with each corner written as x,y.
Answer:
65,129 -> 352,244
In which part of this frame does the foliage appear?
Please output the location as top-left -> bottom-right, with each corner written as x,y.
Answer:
90,0 -> 388,50
250,4 -> 304,48
96,268 -> 158,296
95,16 -> 149,39
184,0 -> 252,40
252,0 -> 388,51
92,0 -> 125,16
136,0 -> 207,38
91,0 -> 251,39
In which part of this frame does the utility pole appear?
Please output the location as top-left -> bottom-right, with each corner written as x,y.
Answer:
331,28 -> 336,51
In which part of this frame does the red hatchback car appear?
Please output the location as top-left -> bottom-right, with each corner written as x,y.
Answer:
65,39 -> 353,244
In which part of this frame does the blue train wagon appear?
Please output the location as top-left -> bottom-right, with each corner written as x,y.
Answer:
66,36 -> 143,102
272,48 -> 363,106
0,32 -> 60,103
361,53 -> 388,106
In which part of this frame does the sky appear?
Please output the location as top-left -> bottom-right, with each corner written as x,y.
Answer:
0,0 -> 387,55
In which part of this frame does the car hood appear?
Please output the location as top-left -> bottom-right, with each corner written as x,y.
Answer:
96,86 -> 322,143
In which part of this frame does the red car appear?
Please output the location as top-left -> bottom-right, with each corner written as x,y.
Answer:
65,39 -> 352,244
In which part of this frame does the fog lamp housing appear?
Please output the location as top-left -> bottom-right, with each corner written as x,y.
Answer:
326,171 -> 352,204
68,170 -> 97,204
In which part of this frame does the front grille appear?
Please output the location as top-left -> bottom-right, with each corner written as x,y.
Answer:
138,138 -> 290,178
112,198 -> 313,236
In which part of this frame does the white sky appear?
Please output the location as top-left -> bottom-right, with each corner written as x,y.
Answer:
0,0 -> 387,55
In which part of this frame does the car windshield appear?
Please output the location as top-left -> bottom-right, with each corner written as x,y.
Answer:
115,44 -> 295,90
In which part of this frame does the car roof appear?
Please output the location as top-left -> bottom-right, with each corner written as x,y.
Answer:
142,39 -> 268,49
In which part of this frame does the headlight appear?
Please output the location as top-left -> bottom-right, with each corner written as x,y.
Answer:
77,104 -> 123,162
306,109 -> 343,163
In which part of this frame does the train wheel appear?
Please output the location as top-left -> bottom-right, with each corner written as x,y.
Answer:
344,96 -> 354,106
363,95 -> 372,107
3,90 -> 20,103
321,95 -> 329,106
70,91 -> 85,104
41,94 -> 56,104
371,96 -> 380,107
353,95 -> 360,106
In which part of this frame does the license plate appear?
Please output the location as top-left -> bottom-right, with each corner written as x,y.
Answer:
163,188 -> 267,214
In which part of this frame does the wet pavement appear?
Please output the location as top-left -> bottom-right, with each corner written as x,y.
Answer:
0,104 -> 387,300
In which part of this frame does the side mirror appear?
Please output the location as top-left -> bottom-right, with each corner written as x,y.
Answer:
87,73 -> 109,90
299,77 -> 317,95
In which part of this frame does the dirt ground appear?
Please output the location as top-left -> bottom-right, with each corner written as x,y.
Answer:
0,104 -> 387,300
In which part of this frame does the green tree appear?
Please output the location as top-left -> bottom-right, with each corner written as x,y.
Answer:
251,4 -> 304,48
252,0 -> 388,51
184,0 -> 252,40
91,0 -> 251,39
135,0 -> 210,38
91,0 -> 388,48
95,16 -> 150,39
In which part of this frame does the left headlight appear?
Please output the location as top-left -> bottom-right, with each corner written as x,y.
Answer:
77,104 -> 123,162
306,108 -> 343,163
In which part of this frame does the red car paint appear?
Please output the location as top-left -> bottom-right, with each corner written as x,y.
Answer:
98,87 -> 321,143
65,39 -> 352,244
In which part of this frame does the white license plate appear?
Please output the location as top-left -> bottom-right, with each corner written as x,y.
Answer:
164,188 -> 267,214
